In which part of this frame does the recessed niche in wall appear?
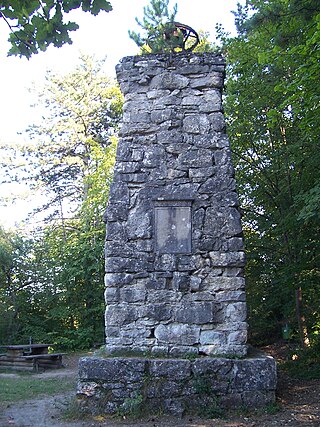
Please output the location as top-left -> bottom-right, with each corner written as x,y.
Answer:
154,200 -> 192,254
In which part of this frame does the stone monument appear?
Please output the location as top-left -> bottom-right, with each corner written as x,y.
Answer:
78,53 -> 276,417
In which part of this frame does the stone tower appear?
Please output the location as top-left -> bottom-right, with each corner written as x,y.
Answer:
77,54 -> 276,416
104,53 -> 247,357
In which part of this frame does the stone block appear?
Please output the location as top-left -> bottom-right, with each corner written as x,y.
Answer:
183,115 -> 210,134
120,285 -> 146,303
200,330 -> 226,345
172,272 -> 191,291
199,89 -> 222,112
231,357 -> 277,391
105,304 -> 139,326
225,302 -> 247,322
209,251 -> 246,268
189,166 -> 215,179
78,351 -> 276,415
127,210 -> 151,239
178,148 -> 214,168
174,302 -> 214,324
190,276 -> 201,292
147,289 -> 180,303
215,290 -> 246,302
182,95 -> 201,106
78,357 -> 146,382
189,73 -> 223,89
105,256 -> 154,273
155,324 -> 200,345
151,108 -> 173,124
151,72 -> 189,90
228,237 -> 244,251
227,330 -> 247,344
104,287 -> 119,304
149,359 -> 191,380
142,303 -> 172,321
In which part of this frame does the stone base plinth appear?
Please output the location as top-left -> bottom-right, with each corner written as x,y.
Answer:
77,349 -> 276,418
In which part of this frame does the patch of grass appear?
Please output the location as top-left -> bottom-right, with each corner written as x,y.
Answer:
0,375 -> 76,403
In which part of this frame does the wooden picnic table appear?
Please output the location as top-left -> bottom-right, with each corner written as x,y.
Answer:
0,344 -> 65,371
0,344 -> 53,357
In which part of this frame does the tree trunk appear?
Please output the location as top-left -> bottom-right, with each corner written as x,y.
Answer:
295,287 -> 310,347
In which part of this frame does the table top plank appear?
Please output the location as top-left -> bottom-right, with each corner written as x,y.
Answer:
0,344 -> 53,350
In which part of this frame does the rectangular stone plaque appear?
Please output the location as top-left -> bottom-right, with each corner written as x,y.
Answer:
154,200 -> 192,254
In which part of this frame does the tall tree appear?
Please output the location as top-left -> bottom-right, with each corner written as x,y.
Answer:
0,54 -> 122,348
0,0 -> 112,58
219,0 -> 320,347
129,0 -> 179,53
24,53 -> 122,224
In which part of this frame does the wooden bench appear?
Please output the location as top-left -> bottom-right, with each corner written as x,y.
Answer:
0,344 -> 66,371
24,353 -> 66,371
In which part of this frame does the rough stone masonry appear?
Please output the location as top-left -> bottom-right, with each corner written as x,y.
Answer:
77,53 -> 276,415
104,52 -> 246,357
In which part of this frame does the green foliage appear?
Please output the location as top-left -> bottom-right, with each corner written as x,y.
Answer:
192,30 -> 218,53
282,335 -> 320,379
128,0 -> 179,53
24,53 -> 122,221
117,393 -> 144,418
0,0 -> 112,58
218,0 -> 320,348
0,55 -> 121,349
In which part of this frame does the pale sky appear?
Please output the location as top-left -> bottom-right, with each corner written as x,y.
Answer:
0,0 -> 242,228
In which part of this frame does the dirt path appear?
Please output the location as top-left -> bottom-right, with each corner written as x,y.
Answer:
0,353 -> 319,427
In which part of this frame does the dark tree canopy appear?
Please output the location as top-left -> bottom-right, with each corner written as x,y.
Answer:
0,0 -> 112,58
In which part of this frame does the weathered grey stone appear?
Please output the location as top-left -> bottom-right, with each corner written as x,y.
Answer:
178,148 -> 214,168
147,289 -> 181,303
104,287 -> 119,303
172,272 -> 191,291
202,272 -> 245,292
174,302 -> 214,324
78,351 -> 276,415
199,89 -> 222,112
200,330 -> 226,345
105,256 -> 154,273
79,53 -> 277,416
189,166 -> 215,179
215,290 -> 246,302
78,357 -> 146,382
151,108 -> 173,124
120,285 -> 146,303
209,251 -> 246,268
190,73 -> 223,89
183,115 -> 210,133
127,209 -> 152,239
155,324 -> 200,345
227,330 -> 247,344
151,72 -> 189,89
190,276 -> 202,292
225,302 -> 247,322
149,359 -> 191,379
143,303 -> 172,321
105,304 -> 139,326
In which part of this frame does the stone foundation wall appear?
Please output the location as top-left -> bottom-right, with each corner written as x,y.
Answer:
104,53 -> 247,357
77,352 -> 277,417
